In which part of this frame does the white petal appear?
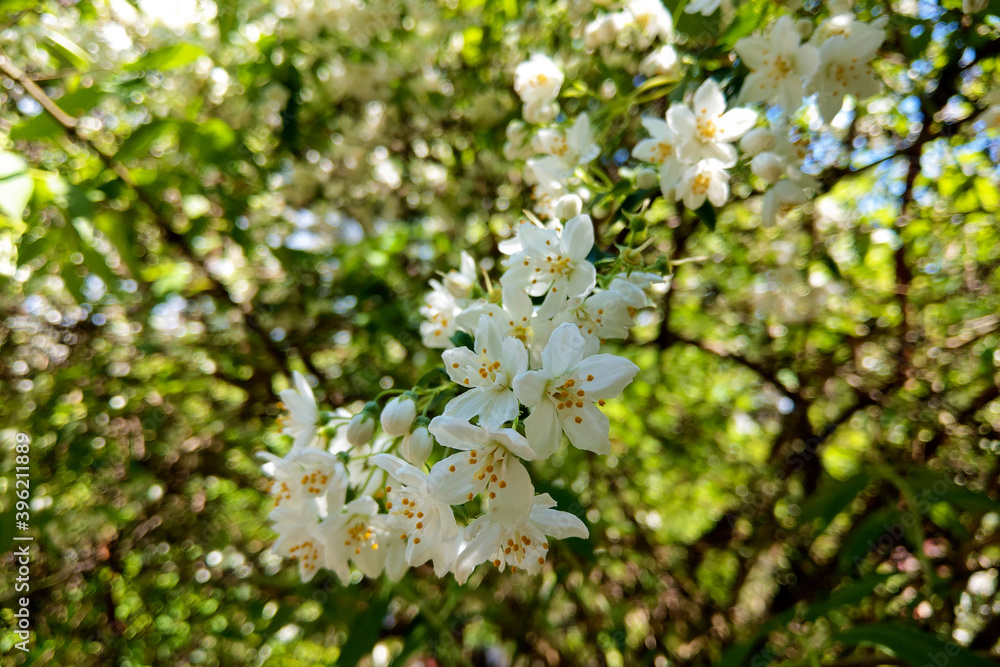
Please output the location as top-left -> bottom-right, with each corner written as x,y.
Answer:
542,323 -> 587,377
561,402 -> 612,454
575,354 -> 640,399
524,400 -> 563,459
562,214 -> 594,260
530,507 -> 589,540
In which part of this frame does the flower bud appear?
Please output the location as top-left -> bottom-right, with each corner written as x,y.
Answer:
345,412 -> 375,448
380,395 -> 417,437
751,153 -> 785,184
622,247 -> 643,266
505,120 -> 527,145
400,425 -> 434,467
554,194 -> 583,220
739,128 -> 775,156
523,100 -> 558,124
794,18 -> 812,40
636,167 -> 659,190
828,0 -> 852,14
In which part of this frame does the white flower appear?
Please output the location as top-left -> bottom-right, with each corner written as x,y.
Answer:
419,252 -> 481,349
531,114 -> 600,171
640,45 -> 680,79
661,159 -> 731,209
381,395 -> 417,437
624,0 -> 673,48
762,179 -> 811,227
319,496 -> 390,585
419,280 -> 463,348
739,127 -> 776,156
459,284 -> 542,361
345,411 -> 376,448
668,79 -> 757,165
514,54 -> 564,106
271,504 -> 327,582
442,315 -> 528,429
513,323 -> 639,456
500,215 -> 597,316
751,152 -> 785,184
400,425 -> 434,467
279,371 -> 321,451
372,453 -> 467,577
684,0 -> 722,15
259,447 -> 349,516
428,417 -> 544,510
584,12 -> 631,49
735,16 -> 819,112
551,289 -> 636,349
632,115 -> 679,167
807,23 -> 884,122
453,492 -> 588,583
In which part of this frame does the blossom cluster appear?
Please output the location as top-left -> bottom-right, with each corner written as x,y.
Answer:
261,214 -> 662,585
257,0 -> 891,586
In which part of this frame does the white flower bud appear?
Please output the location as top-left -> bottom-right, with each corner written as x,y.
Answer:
380,396 -> 416,436
636,167 -> 660,190
794,18 -> 813,40
506,120 -> 528,145
523,100 -> 559,124
345,412 -> 375,448
739,128 -> 776,156
751,153 -> 785,184
400,426 -> 434,467
584,19 -> 604,49
554,194 -> 583,220
827,0 -> 852,14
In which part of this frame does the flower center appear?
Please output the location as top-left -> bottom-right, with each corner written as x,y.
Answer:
692,172 -> 711,195
772,56 -> 792,77
696,117 -> 718,141
289,539 -> 320,573
344,520 -> 378,555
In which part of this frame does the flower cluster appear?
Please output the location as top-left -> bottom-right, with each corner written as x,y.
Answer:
257,0 -> 890,587
261,215 -> 660,584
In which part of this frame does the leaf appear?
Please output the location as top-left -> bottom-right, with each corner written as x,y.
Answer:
41,27 -> 92,70
9,87 -> 103,141
797,471 -> 870,529
117,120 -> 177,162
694,202 -> 716,231
838,507 -> 904,572
0,151 -> 34,222
124,43 -> 207,72
837,622 -> 996,667
335,593 -> 391,667
804,573 -> 894,621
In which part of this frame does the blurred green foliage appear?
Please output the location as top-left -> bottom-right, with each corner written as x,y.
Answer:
1,0 -> 1000,666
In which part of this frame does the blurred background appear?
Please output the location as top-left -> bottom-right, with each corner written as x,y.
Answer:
2,0 -> 1000,665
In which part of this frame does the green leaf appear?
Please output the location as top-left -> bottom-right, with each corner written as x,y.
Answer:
335,593 -> 391,667
9,87 -> 103,141
804,573 -> 894,621
838,507 -> 904,572
41,27 -> 93,70
694,202 -> 716,231
0,151 -> 34,223
836,622 -> 996,667
124,43 -> 207,72
797,471 -> 870,529
117,120 -> 177,161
